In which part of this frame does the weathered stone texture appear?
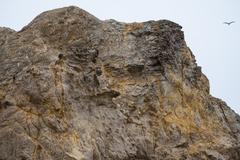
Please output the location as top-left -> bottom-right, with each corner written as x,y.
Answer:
0,6 -> 239,160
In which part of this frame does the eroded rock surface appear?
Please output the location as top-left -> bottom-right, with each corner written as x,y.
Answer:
0,6 -> 240,160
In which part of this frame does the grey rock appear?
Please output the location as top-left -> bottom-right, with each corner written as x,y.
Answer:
0,6 -> 239,160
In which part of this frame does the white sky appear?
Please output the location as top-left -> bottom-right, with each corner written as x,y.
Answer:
0,0 -> 239,114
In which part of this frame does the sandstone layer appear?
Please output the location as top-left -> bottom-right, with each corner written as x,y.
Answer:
0,6 -> 240,160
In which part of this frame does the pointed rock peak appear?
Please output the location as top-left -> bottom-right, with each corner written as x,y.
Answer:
0,6 -> 239,160
20,6 -> 100,32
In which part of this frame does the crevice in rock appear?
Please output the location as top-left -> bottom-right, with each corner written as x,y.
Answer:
219,104 -> 238,140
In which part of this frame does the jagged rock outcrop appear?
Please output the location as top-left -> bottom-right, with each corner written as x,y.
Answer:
0,6 -> 240,160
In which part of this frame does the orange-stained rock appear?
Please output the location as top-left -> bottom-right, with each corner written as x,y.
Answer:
0,6 -> 239,160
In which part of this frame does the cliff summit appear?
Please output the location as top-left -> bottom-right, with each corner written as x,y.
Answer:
0,6 -> 239,160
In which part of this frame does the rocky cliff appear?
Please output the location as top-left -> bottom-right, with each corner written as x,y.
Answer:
0,6 -> 240,160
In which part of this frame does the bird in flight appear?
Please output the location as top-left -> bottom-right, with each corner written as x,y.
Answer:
223,21 -> 235,25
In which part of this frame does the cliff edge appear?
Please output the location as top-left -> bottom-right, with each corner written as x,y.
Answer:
0,6 -> 239,160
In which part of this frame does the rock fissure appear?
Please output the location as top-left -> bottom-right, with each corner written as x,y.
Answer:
0,6 -> 239,160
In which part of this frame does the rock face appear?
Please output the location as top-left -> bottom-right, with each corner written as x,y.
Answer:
0,6 -> 240,160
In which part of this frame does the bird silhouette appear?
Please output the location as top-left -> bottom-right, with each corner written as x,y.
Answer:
223,21 -> 235,25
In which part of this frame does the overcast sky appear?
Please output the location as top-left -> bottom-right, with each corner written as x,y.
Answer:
0,0 -> 239,114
